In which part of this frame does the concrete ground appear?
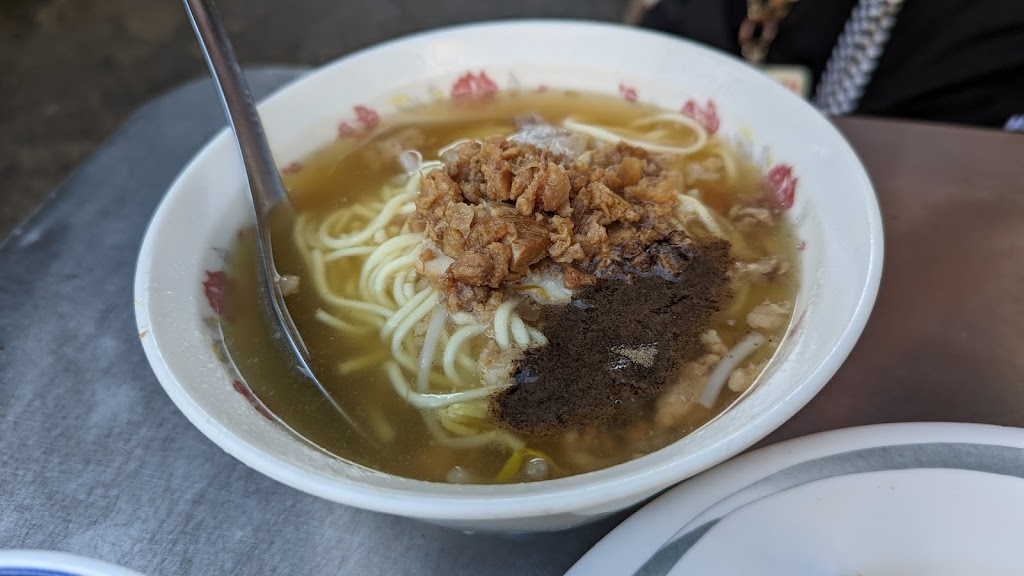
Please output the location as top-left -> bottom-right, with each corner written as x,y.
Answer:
0,0 -> 629,238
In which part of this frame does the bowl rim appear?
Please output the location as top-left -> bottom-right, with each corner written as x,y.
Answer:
0,550 -> 144,576
134,18 -> 884,521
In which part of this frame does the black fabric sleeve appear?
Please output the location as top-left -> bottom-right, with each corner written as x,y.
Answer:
640,0 -> 1024,128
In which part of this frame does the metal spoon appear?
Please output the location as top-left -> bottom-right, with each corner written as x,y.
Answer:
182,0 -> 365,435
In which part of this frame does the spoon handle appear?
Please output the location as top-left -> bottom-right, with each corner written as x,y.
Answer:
182,0 -> 311,364
180,0 -> 378,443
182,0 -> 286,220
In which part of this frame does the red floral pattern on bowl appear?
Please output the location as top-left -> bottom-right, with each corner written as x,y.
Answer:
681,99 -> 720,135
618,83 -> 638,102
201,267 -> 274,422
337,104 -> 383,139
766,164 -> 797,210
450,71 -> 499,100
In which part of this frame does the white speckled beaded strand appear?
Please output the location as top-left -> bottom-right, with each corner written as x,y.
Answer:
633,0 -> 909,114
812,0 -> 907,115
1005,114 -> 1024,132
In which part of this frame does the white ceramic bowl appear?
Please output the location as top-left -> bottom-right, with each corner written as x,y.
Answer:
0,550 -> 143,576
135,20 -> 883,532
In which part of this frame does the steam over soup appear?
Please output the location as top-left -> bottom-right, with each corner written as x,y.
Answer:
220,91 -> 798,484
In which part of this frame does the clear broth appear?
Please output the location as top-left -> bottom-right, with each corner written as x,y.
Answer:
221,91 -> 799,482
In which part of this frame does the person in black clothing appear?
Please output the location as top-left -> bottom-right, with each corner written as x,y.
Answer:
635,0 -> 1024,131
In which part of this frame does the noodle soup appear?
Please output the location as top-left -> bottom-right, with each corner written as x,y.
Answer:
220,91 -> 798,484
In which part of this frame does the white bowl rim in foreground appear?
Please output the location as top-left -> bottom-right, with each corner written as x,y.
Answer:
0,550 -> 144,576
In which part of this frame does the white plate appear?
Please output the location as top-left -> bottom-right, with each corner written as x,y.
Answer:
0,550 -> 143,576
567,422 -> 1024,575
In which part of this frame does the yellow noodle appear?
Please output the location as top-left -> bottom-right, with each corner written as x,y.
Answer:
443,324 -> 487,386
314,308 -> 373,335
563,112 -> 708,155
385,362 -> 506,410
492,299 -> 519,350
319,192 -> 415,250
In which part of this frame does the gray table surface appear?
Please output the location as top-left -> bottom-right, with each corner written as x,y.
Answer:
0,67 -> 625,576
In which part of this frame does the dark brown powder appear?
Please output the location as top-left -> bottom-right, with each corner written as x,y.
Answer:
491,239 -> 733,435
